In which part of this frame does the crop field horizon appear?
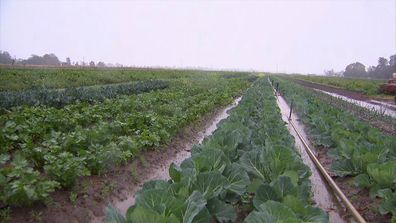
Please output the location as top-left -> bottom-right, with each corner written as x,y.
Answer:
1,0 -> 395,222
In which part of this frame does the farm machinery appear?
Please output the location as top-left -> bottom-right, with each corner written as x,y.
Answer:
379,73 -> 396,95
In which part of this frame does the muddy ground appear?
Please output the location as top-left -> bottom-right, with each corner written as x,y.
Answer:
7,104 -> 232,223
293,79 -> 396,111
291,79 -> 396,136
272,80 -> 392,223
316,147 -> 391,223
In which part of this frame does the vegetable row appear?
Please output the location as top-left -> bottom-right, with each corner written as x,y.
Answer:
290,75 -> 385,96
0,80 -> 168,110
0,67 -> 253,91
0,78 -> 248,206
106,78 -> 329,223
273,76 -> 396,220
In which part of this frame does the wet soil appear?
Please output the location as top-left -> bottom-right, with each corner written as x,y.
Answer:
316,148 -> 391,223
6,99 -> 240,223
112,97 -> 241,216
273,89 -> 348,223
292,80 -> 396,136
272,79 -> 393,222
293,79 -> 396,111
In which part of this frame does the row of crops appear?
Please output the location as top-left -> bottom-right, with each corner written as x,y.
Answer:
290,75 -> 385,96
273,76 -> 396,221
0,80 -> 168,110
0,67 -> 252,91
106,79 -> 329,223
0,78 -> 248,207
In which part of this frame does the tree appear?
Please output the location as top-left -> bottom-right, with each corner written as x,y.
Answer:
66,57 -> 71,66
389,55 -> 396,76
377,57 -> 389,70
24,53 -> 60,66
367,66 -> 376,73
42,54 -> 60,65
0,51 -> 13,64
97,61 -> 106,67
89,61 -> 95,67
390,55 -> 396,67
343,62 -> 367,78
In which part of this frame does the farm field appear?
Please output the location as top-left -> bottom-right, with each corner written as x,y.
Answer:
0,67 -> 252,92
274,76 -> 396,222
1,1 -> 394,222
1,68 -> 395,223
289,75 -> 396,105
290,75 -> 386,96
0,67 -> 253,222
107,78 -> 329,223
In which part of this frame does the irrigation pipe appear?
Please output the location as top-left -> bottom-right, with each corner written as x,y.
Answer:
268,78 -> 367,223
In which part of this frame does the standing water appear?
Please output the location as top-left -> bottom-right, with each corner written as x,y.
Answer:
274,93 -> 348,223
314,89 -> 396,118
112,97 -> 242,216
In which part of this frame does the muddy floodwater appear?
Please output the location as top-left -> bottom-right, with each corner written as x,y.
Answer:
112,97 -> 242,216
274,91 -> 348,223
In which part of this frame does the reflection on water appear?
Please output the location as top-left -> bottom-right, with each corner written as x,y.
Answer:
275,93 -> 348,223
112,97 -> 242,216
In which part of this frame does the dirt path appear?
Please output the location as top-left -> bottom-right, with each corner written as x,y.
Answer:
8,98 -> 241,223
293,79 -> 396,111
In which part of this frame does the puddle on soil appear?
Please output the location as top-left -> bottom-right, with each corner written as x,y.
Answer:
273,92 -> 348,223
370,99 -> 396,110
112,97 -> 242,217
314,89 -> 396,119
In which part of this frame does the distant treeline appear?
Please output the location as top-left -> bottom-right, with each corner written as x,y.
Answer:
325,54 -> 396,79
0,50 -> 118,67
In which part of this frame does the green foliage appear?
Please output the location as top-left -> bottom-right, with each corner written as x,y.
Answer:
377,189 -> 396,222
0,67 -> 253,92
0,74 -> 248,206
43,152 -> 90,187
0,80 -> 168,110
293,75 -> 385,95
0,154 -> 59,206
106,79 -> 328,222
274,75 -> 396,219
0,207 -> 10,223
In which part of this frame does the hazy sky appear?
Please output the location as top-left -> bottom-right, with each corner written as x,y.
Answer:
0,0 -> 395,74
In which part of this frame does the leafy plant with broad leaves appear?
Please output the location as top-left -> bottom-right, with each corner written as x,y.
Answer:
274,75 -> 396,219
0,154 -> 59,205
106,79 -> 328,222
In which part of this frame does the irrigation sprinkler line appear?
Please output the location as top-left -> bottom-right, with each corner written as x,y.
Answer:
267,77 -> 367,223
288,120 -> 366,223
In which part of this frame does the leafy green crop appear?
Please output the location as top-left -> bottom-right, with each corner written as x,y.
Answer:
1,76 -> 248,206
0,67 -> 254,92
274,75 -> 396,219
0,80 -> 168,110
291,74 -> 386,96
106,79 -> 328,222
0,154 -> 59,205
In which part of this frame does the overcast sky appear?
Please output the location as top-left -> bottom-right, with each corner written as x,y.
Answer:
0,0 -> 395,74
